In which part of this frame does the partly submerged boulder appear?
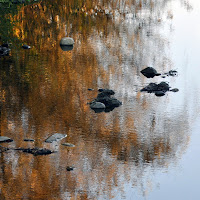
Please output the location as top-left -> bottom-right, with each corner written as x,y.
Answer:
140,67 -> 161,78
60,37 -> 74,46
0,136 -> 13,143
45,133 -> 67,143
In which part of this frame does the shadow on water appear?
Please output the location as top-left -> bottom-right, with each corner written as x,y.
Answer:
0,0 -> 195,199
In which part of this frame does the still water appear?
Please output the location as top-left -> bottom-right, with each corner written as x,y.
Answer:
0,0 -> 200,199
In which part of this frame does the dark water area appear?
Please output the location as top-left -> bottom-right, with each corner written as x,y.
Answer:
0,0 -> 200,199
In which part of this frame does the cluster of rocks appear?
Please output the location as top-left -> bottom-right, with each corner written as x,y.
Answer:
0,133 -> 75,171
0,133 -> 74,156
140,67 -> 179,96
140,67 -> 178,78
89,89 -> 122,113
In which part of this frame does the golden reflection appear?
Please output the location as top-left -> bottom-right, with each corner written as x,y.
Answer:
0,0 -> 191,199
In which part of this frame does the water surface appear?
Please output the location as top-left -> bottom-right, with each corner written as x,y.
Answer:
0,0 -> 200,199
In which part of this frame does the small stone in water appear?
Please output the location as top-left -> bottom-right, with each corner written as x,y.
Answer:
24,139 -> 35,142
62,143 -> 75,147
45,133 -> 67,143
66,166 -> 74,171
22,44 -> 31,49
0,136 -> 13,143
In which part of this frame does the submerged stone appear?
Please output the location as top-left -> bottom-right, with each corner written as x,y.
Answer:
0,136 -> 13,143
45,133 -> 67,143
24,138 -> 35,142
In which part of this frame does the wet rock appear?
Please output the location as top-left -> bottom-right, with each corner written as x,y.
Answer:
45,133 -> 67,143
141,82 -> 172,96
66,166 -> 74,171
60,37 -> 74,46
24,138 -> 35,142
170,88 -> 179,92
167,70 -> 178,76
88,88 -> 94,91
141,82 -> 170,93
90,102 -> 106,109
22,44 -> 31,49
97,89 -> 115,95
15,147 -> 54,156
0,136 -> 13,143
89,89 -> 122,112
155,91 -> 166,97
62,143 -> 75,147
140,67 -> 161,78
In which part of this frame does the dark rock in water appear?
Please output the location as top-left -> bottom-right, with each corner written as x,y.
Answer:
66,166 -> 74,171
22,44 -> 31,49
163,70 -> 178,77
15,147 -> 54,156
155,91 -> 166,97
24,138 -> 35,142
97,89 -> 115,97
88,88 -> 94,91
168,70 -> 178,76
170,88 -> 179,92
141,82 -> 170,93
140,67 -> 161,78
0,136 -> 13,143
62,143 -> 75,147
141,82 -> 171,96
45,133 -> 67,143
157,82 -> 170,91
89,89 -> 122,112
98,88 -> 104,92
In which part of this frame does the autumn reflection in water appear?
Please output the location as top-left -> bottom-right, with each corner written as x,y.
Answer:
0,0 -> 194,199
